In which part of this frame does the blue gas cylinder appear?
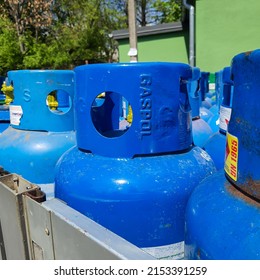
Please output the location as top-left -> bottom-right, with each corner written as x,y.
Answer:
199,72 -> 211,109
203,67 -> 233,170
187,67 -> 213,148
199,106 -> 214,122
206,72 -> 217,107
185,50 -> 260,260
55,62 -> 216,259
206,71 -> 221,125
200,72 -> 216,109
199,72 -> 214,122
207,71 -> 223,133
0,70 -> 76,184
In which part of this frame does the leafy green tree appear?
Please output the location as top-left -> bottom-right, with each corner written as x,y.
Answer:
0,0 -> 53,54
0,0 -> 183,75
111,0 -> 156,27
109,0 -> 182,27
0,16 -> 22,74
136,0 -> 157,26
47,0 -> 124,66
152,0 -> 182,23
0,0 -> 125,74
0,0 -> 54,74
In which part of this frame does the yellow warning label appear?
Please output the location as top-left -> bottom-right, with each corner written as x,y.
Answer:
224,132 -> 238,181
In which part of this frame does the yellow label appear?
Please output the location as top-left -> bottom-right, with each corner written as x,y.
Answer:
224,132 -> 238,181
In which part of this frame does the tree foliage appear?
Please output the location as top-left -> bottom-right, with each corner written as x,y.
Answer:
110,0 -> 182,27
152,0 -> 182,24
0,16 -> 22,74
0,0 -> 126,74
0,0 -> 182,75
1,0 -> 53,53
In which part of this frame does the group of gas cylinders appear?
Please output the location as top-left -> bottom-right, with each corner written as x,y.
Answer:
0,49 -> 259,260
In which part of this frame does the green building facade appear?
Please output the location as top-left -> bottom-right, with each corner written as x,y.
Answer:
112,0 -> 260,73
196,0 -> 260,72
112,22 -> 189,64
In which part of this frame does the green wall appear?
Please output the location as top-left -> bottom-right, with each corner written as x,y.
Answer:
196,0 -> 260,72
117,32 -> 189,63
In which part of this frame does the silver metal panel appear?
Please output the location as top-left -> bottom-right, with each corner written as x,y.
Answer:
24,197 -> 54,260
0,221 -> 4,260
43,199 -> 155,260
0,174 -> 38,259
0,174 -> 154,260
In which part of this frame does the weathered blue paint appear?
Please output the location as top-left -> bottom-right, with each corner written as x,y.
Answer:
185,170 -> 260,260
55,145 -> 216,252
6,70 -> 75,132
55,62 -> 216,259
74,62 -> 194,158
0,70 -> 76,183
226,50 -> 260,199
185,50 -> 260,260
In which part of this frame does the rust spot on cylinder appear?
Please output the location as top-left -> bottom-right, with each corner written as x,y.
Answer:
244,51 -> 253,56
244,177 -> 260,201
225,180 -> 260,208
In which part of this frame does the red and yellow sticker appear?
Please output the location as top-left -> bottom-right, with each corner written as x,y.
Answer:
224,132 -> 238,181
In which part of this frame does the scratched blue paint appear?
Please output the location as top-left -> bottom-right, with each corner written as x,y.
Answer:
185,50 -> 260,260
185,170 -> 260,260
55,62 -> 216,258
0,70 -> 76,183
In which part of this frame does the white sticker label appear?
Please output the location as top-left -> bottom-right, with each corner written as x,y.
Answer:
9,105 -> 23,125
219,105 -> 232,131
209,83 -> 215,91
